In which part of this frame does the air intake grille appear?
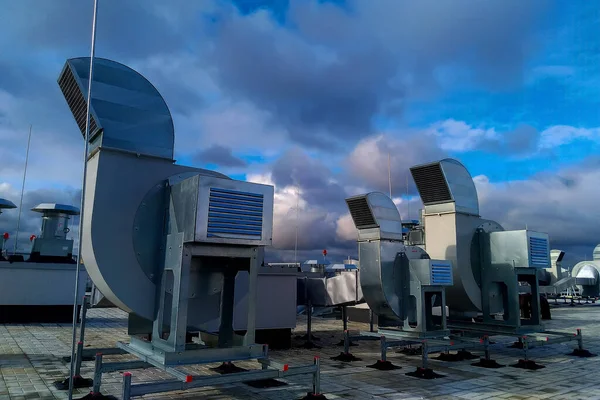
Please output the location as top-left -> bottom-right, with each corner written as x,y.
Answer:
529,237 -> 549,268
410,163 -> 452,204
207,188 -> 264,239
346,197 -> 377,229
431,262 -> 453,285
58,66 -> 100,139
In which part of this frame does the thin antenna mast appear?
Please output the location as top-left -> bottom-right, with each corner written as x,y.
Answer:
294,185 -> 299,265
14,125 -> 32,254
388,153 -> 392,198
68,0 -> 98,398
406,174 -> 410,221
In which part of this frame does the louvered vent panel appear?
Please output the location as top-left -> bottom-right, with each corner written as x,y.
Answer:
346,197 -> 377,229
410,163 -> 452,204
58,66 -> 99,138
529,237 -> 550,268
207,187 -> 264,240
431,262 -> 453,285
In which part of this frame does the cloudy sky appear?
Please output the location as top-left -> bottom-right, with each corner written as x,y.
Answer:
0,0 -> 599,267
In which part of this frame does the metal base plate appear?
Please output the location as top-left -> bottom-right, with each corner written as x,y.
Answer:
371,328 -> 451,341
118,337 -> 268,368
448,321 -> 544,336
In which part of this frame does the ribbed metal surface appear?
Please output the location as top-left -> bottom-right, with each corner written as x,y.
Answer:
207,188 -> 264,239
346,197 -> 377,229
58,65 -> 99,139
410,163 -> 452,204
431,262 -> 453,285
594,245 -> 600,261
529,237 -> 549,267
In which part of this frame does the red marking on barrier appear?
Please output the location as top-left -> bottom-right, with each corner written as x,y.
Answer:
479,339 -> 483,344
2,232 -> 9,240
30,234 -> 36,242
185,375 -> 193,383
96,352 -> 102,356
314,356 -> 320,360
450,341 -> 454,345
545,337 -> 549,341
283,364 -> 289,372
78,341 -> 82,345
123,372 -> 132,377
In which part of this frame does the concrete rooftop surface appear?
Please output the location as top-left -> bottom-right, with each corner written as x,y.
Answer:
1,303 -> 600,400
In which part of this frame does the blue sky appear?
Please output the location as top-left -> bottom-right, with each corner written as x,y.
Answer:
1,0 -> 600,263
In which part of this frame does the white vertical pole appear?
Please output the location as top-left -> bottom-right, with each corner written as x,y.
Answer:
388,153 -> 392,198
294,186 -> 299,265
14,125 -> 32,254
406,174 -> 410,221
68,0 -> 98,398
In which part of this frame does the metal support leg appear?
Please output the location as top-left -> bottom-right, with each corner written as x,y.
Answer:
218,271 -> 236,348
405,340 -> 443,379
369,310 -> 374,332
472,336 -> 504,369
331,330 -> 361,362
92,353 -> 103,394
53,301 -> 94,391
300,300 -> 320,349
569,329 -> 597,357
122,372 -> 132,400
313,357 -> 321,395
511,336 -> 544,370
74,341 -> 84,377
336,306 -> 357,347
367,336 -> 400,370
307,300 -> 312,343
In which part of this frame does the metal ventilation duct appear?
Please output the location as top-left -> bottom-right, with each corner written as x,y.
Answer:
594,244 -> 600,261
345,192 -> 403,241
410,158 -> 479,216
58,57 -> 175,160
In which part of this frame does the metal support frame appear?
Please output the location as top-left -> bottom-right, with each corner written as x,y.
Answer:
78,241 -> 325,398
355,327 -> 589,377
90,350 -> 322,400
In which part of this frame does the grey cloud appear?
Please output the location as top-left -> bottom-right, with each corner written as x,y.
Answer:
346,133 -> 447,196
193,144 -> 248,167
474,159 -> 600,263
271,147 -> 348,209
0,0 -> 555,160
478,125 -> 541,155
0,0 -> 206,60
202,0 -> 553,147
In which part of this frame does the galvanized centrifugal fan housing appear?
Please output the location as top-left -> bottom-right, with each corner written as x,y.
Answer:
410,158 -> 551,325
57,58 -> 274,331
345,192 -> 453,337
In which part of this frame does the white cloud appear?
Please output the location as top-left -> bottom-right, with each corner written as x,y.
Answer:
538,125 -> 600,148
427,119 -> 498,152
